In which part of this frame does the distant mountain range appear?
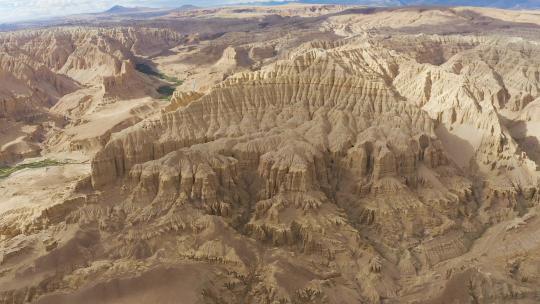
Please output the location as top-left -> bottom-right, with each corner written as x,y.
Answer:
1,1 -> 536,31
102,4 -> 198,15
101,1 -> 540,12
100,1 -> 540,14
268,0 -> 540,9
104,5 -> 144,14
403,0 -> 539,8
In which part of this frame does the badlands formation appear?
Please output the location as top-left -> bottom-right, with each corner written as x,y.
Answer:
1,4 -> 540,304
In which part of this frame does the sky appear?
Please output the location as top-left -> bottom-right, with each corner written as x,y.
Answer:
0,0 -> 283,23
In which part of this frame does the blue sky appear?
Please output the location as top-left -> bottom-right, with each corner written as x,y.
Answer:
0,0 -> 285,23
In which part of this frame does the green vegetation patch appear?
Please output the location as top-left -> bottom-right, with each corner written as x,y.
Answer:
165,76 -> 183,85
0,159 -> 67,179
135,63 -> 183,85
136,63 -> 184,101
135,63 -> 161,77
157,85 -> 176,101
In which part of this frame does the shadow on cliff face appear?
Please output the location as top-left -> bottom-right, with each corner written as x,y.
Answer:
508,120 -> 540,169
523,135 -> 540,168
423,268 -> 478,304
28,228 -> 101,275
36,266 -> 210,304
435,124 -> 477,170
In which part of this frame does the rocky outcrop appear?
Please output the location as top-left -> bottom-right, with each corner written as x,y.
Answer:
102,61 -> 157,99
91,41 -> 436,187
0,52 -> 79,119
165,91 -> 204,112
0,26 -> 184,162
